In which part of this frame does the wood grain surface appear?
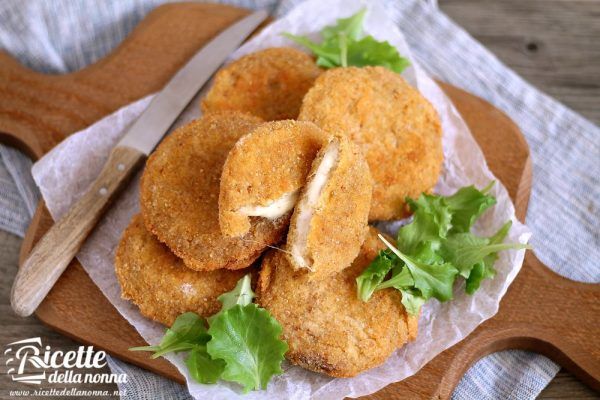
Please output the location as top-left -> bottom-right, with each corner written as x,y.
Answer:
11,146 -> 144,317
1,1 -> 598,399
441,0 -> 600,125
440,2 -> 600,397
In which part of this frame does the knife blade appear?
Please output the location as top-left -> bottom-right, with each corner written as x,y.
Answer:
11,10 -> 268,317
119,10 -> 268,154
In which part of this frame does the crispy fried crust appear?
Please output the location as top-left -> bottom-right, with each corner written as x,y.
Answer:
115,214 -> 251,326
286,136 -> 373,277
202,47 -> 322,121
299,66 -> 443,220
140,112 -> 288,271
219,120 -> 328,237
257,228 -> 418,378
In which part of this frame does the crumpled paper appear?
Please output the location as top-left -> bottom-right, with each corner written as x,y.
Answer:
31,0 -> 531,399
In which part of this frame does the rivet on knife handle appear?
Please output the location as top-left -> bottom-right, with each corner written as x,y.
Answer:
11,147 -> 144,317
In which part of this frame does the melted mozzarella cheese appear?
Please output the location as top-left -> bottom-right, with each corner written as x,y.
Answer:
239,190 -> 299,219
290,139 -> 339,269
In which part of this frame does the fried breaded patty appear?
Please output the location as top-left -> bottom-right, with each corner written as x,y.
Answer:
115,214 -> 251,326
219,120 -> 372,277
140,112 -> 288,271
219,120 -> 328,238
257,228 -> 418,377
299,66 -> 443,220
286,136 -> 373,278
202,47 -> 322,121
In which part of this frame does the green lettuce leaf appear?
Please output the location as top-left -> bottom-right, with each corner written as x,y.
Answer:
218,273 -> 255,309
407,194 -> 453,238
411,240 -> 444,265
321,7 -> 365,41
355,184 -> 531,316
207,304 -> 288,392
284,8 -> 410,73
439,233 -> 490,278
208,274 -> 255,323
397,209 -> 442,254
380,234 -> 458,302
281,33 -> 340,67
440,231 -> 530,279
186,345 -> 226,384
398,254 -> 457,302
445,183 -> 496,233
345,36 -> 411,73
356,250 -> 394,301
129,312 -> 209,358
130,275 -> 288,391
376,264 -> 414,290
399,288 -> 426,316
464,262 -> 487,295
465,221 -> 513,294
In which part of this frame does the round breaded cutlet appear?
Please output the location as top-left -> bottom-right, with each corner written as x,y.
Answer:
115,214 -> 251,326
140,112 -> 288,271
299,66 -> 443,221
257,228 -> 418,378
286,135 -> 373,278
219,120 -> 329,237
201,47 -> 322,121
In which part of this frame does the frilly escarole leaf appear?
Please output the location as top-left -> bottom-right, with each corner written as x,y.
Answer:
283,8 -> 410,73
357,182 -> 531,316
131,274 -> 287,392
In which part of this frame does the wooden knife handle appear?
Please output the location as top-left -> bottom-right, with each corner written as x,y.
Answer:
10,146 -> 145,317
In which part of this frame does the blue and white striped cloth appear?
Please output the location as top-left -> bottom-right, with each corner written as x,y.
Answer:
1,0 -> 597,399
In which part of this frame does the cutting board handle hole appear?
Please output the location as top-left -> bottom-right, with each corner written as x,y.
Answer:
0,131 -> 40,160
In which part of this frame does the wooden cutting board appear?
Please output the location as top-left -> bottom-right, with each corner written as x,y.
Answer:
1,3 -> 598,398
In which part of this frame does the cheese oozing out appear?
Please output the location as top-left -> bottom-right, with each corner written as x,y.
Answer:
238,190 -> 299,219
290,139 -> 340,270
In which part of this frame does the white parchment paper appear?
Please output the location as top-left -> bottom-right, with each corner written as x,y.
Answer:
31,0 -> 531,399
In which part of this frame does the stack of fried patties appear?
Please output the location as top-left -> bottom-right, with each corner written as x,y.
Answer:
115,47 -> 443,377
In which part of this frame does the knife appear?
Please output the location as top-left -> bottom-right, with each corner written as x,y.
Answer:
10,10 -> 269,318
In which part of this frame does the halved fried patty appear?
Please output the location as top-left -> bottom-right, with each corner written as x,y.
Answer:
219,120 -> 328,238
219,120 -> 372,277
202,47 -> 322,121
141,112 -> 288,271
299,66 -> 443,220
115,214 -> 251,326
257,228 -> 418,378
286,135 -> 372,278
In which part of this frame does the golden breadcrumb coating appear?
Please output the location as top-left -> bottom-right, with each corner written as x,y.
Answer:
219,120 -> 328,237
115,214 -> 251,326
202,47 -> 322,121
140,112 -> 288,271
257,228 -> 418,378
286,135 -> 373,278
299,66 -> 443,220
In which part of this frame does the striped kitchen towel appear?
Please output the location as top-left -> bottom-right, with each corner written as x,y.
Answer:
0,0 -> 597,399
